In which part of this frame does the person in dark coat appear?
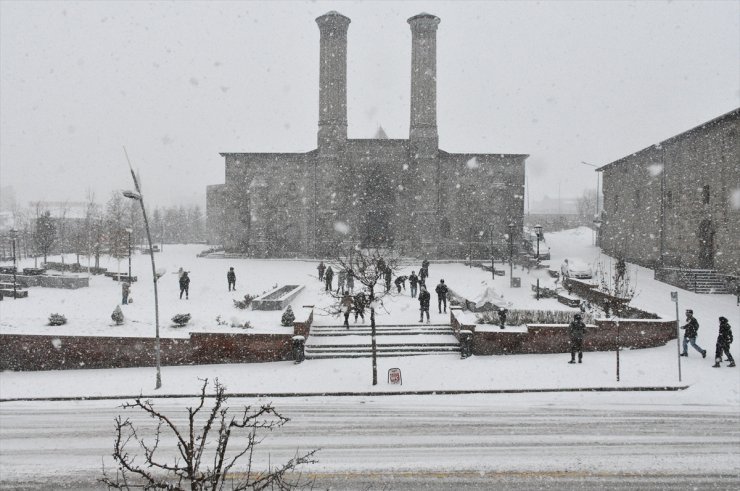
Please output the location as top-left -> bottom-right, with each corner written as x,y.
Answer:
317,261 -> 326,281
394,275 -> 408,293
324,266 -> 333,291
680,309 -> 706,358
353,291 -> 366,323
435,279 -> 449,314
384,266 -> 392,292
336,269 -> 346,294
422,258 -> 430,274
713,316 -> 735,367
179,271 -> 190,300
340,291 -> 353,328
418,285 -> 431,324
497,308 -> 508,330
227,267 -> 236,291
121,281 -> 130,305
615,257 -> 626,284
409,271 -> 419,298
568,313 -> 586,363
420,264 -> 429,285
346,269 -> 355,293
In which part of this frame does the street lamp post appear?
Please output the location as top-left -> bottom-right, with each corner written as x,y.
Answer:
125,228 -> 133,279
9,229 -> 18,299
123,148 -> 162,390
534,224 -> 542,300
508,222 -> 514,287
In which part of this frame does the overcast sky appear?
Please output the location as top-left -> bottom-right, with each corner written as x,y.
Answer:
1,0 -> 738,210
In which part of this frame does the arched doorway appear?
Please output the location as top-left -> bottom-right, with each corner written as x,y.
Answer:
697,219 -> 714,268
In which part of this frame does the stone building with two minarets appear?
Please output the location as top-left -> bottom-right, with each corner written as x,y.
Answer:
207,12 -> 527,258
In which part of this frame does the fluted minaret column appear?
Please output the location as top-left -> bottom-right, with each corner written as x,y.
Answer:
408,13 -> 440,158
316,11 -> 350,156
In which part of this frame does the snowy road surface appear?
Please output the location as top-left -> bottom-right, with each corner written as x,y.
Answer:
2,395 -> 739,489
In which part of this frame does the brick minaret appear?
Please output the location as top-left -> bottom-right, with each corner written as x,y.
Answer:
408,13 -> 440,159
316,11 -> 350,156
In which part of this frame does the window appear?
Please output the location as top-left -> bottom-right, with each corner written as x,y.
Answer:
666,190 -> 673,208
702,185 -> 710,205
635,189 -> 641,208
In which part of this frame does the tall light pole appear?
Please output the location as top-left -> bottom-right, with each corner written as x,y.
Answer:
125,228 -> 133,278
9,229 -> 18,299
534,224 -> 542,300
508,222 -> 514,287
581,161 -> 600,217
122,147 -> 162,390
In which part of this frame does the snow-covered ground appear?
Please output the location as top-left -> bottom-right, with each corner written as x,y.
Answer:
0,227 -> 738,404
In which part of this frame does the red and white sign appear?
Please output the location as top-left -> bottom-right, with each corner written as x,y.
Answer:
387,368 -> 402,385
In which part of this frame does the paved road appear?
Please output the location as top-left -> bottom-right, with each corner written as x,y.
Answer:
1,396 -> 739,490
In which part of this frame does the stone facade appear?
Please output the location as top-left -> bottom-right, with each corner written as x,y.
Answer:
207,11 -> 527,258
598,108 -> 739,276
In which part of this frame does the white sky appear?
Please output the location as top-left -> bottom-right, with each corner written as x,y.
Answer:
1,0 -> 738,209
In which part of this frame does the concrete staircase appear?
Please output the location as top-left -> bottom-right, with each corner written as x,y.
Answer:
305,323 -> 461,359
656,268 -> 733,294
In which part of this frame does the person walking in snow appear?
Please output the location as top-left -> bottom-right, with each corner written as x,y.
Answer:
384,266 -> 392,292
394,275 -> 408,293
324,266 -> 333,292
409,271 -> 420,298
418,285 -> 431,324
420,263 -> 429,285
435,279 -> 449,314
713,316 -> 735,367
346,269 -> 355,293
340,291 -> 353,328
680,309 -> 706,358
317,261 -> 326,281
179,271 -> 190,300
422,258 -> 430,274
336,269 -> 347,294
121,281 -> 130,305
227,267 -> 236,291
560,258 -> 570,279
353,291 -> 366,323
568,313 -> 586,364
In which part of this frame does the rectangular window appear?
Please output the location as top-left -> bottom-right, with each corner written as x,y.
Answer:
635,189 -> 641,208
666,190 -> 672,208
702,185 -> 710,205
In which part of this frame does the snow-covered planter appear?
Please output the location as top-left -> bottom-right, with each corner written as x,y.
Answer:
171,313 -> 192,327
48,313 -> 67,326
476,309 -> 593,326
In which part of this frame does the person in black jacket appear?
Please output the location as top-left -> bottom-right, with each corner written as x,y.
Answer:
394,275 -> 408,293
384,266 -> 392,292
568,313 -> 586,364
418,285 -> 431,324
317,261 -> 326,281
353,291 -> 366,323
179,271 -> 190,300
435,279 -> 449,314
680,309 -> 706,358
713,316 -> 735,367
227,267 -> 236,291
324,266 -> 333,291
409,271 -> 419,298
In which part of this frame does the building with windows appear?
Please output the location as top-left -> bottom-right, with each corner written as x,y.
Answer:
597,108 -> 739,278
207,12 -> 527,258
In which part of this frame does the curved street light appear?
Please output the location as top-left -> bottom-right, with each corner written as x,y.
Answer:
122,148 -> 161,390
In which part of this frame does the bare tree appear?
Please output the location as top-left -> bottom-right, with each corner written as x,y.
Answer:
576,189 -> 597,224
329,246 -> 399,385
100,378 -> 318,490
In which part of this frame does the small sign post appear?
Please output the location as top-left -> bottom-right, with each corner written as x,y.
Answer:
671,291 -> 682,382
387,368 -> 402,385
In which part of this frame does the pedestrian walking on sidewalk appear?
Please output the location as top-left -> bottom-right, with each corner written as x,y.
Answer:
568,313 -> 586,364
324,266 -> 333,291
713,316 -> 735,367
419,285 -> 431,324
341,291 -> 353,329
680,309 -> 707,358
435,279 -> 448,314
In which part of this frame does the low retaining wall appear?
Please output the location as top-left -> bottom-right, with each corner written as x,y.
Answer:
0,273 -> 89,289
451,309 -> 676,356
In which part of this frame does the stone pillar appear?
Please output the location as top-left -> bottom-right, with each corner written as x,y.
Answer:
408,13 -> 440,159
316,11 -> 350,156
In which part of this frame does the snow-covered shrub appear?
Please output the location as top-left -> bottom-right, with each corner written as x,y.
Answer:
171,313 -> 192,327
111,305 -> 124,325
231,320 -> 252,329
234,294 -> 256,310
476,309 -> 593,326
281,306 -> 295,327
48,313 -> 67,326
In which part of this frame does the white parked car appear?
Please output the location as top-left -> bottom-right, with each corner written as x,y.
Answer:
565,259 -> 593,279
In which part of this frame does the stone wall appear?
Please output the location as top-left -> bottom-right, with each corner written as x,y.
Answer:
600,108 -> 740,275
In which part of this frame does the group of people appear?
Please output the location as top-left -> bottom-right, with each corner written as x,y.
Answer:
318,259 -> 450,325
680,309 -> 735,368
566,308 -> 735,367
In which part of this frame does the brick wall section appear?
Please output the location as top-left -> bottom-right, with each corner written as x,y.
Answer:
0,332 -> 293,372
450,310 -> 676,356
